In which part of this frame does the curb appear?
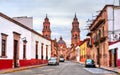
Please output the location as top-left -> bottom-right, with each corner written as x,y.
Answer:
100,67 -> 120,74
78,62 -> 120,74
0,64 -> 47,74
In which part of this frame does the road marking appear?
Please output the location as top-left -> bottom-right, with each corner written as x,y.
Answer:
42,69 -> 54,72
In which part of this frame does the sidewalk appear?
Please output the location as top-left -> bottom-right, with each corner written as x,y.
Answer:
0,64 -> 47,74
100,66 -> 120,74
79,62 -> 120,74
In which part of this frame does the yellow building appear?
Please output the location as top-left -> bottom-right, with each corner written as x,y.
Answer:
80,39 -> 90,62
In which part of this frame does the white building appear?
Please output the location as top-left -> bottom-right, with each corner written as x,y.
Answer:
0,12 -> 51,70
75,46 -> 80,62
109,41 -> 120,67
107,5 -> 120,42
107,5 -> 120,67
13,16 -> 33,29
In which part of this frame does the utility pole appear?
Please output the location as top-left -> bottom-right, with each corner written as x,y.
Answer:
119,0 -> 120,6
112,4 -> 115,41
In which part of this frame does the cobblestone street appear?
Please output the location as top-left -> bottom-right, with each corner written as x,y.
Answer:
0,61 -> 118,75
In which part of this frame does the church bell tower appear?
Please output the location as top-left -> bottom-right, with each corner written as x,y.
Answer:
71,14 -> 80,46
42,14 -> 51,39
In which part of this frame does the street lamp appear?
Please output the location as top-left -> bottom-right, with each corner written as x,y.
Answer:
21,37 -> 27,43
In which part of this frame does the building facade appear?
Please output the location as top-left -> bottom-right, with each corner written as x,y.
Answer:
51,39 -> 58,57
79,39 -> 90,62
88,5 -> 120,67
0,13 -> 51,70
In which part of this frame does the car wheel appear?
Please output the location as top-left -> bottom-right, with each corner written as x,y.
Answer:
93,65 -> 96,68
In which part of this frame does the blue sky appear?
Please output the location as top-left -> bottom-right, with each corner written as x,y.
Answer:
0,0 -> 119,47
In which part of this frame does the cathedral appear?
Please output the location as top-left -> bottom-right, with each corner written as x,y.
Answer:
42,14 -> 80,61
42,15 -> 67,60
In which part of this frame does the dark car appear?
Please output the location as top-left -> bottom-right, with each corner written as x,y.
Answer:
48,57 -> 59,65
59,57 -> 65,62
85,59 -> 96,68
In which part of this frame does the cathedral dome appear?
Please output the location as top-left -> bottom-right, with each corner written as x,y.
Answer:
57,36 -> 66,46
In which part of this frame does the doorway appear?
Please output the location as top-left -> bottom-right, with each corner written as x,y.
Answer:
109,48 -> 118,67
13,32 -> 20,68
14,40 -> 18,68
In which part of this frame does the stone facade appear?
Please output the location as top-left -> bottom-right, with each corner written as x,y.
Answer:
88,5 -> 120,67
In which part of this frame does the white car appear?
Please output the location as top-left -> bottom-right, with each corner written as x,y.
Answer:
59,57 -> 65,62
48,57 -> 59,65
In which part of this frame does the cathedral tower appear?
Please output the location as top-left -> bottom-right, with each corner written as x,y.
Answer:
42,14 -> 51,39
71,14 -> 80,46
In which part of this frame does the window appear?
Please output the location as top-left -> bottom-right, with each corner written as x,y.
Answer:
99,30 -> 101,38
1,33 -> 8,57
74,34 -> 77,39
46,35 -> 48,38
23,44 -> 26,59
41,43 -> 44,60
46,45 -> 48,60
35,41 -> 38,59
102,27 -> 104,37
2,40 -> 6,56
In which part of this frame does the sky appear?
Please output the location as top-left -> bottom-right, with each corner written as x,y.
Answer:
0,0 -> 119,47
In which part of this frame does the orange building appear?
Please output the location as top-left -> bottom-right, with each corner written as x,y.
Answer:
51,39 -> 58,57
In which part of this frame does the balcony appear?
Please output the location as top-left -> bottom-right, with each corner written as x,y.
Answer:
94,41 -> 99,47
100,36 -> 107,43
91,19 -> 105,31
94,36 -> 107,46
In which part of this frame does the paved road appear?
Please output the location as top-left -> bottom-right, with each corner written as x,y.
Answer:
1,61 -> 118,75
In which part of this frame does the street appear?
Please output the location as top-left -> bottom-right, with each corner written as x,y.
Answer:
0,61 -> 118,75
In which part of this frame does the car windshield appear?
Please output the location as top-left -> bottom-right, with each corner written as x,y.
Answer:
49,57 -> 57,61
86,59 -> 92,63
50,57 -> 57,60
60,58 -> 64,59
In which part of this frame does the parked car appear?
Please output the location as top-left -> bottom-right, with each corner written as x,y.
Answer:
48,57 -> 59,65
59,57 -> 65,62
85,59 -> 96,68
